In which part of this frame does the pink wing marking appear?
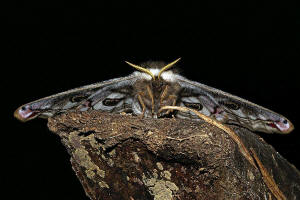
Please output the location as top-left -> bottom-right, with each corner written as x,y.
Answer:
267,119 -> 294,134
14,105 -> 40,122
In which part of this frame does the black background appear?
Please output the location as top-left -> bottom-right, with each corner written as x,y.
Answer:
2,1 -> 300,199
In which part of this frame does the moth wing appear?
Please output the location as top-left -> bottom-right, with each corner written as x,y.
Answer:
175,75 -> 294,134
14,75 -> 138,122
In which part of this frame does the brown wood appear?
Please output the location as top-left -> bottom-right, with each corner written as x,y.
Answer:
48,111 -> 300,200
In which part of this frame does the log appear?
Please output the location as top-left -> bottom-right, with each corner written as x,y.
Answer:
48,110 -> 300,200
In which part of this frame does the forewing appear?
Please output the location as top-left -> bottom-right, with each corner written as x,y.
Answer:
14,75 -> 138,122
175,76 -> 294,134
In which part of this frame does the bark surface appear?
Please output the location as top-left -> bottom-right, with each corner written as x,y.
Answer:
48,111 -> 300,200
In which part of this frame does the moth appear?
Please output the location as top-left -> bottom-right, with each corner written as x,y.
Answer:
14,58 -> 294,134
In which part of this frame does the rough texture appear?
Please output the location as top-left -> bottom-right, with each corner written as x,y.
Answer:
48,111 -> 300,200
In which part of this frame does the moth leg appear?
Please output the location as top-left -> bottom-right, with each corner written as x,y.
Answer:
146,85 -> 155,115
137,93 -> 146,117
171,95 -> 177,106
160,85 -> 169,104
165,95 -> 177,115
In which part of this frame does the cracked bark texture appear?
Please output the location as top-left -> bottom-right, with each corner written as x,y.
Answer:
48,111 -> 300,200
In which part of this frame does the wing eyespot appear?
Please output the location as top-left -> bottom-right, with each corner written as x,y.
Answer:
182,102 -> 203,110
71,95 -> 87,103
103,98 -> 124,106
219,101 -> 240,110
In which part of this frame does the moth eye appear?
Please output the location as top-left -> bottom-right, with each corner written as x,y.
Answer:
71,95 -> 87,103
103,98 -> 123,106
219,101 -> 240,110
183,102 -> 203,110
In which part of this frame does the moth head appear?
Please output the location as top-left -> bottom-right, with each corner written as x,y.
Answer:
125,58 -> 181,80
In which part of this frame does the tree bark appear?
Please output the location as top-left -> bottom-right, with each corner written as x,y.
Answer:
48,110 -> 300,200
